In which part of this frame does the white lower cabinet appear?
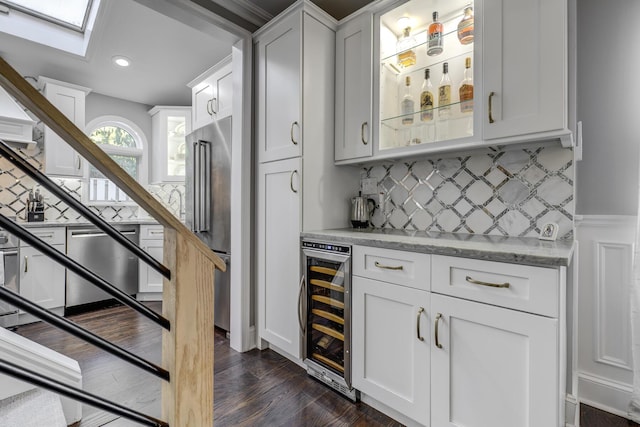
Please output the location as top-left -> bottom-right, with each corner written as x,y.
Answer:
352,275 -> 430,426
19,227 -> 66,324
430,293 -> 559,427
138,225 -> 164,301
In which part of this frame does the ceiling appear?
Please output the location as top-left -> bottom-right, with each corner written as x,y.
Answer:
0,0 -> 374,107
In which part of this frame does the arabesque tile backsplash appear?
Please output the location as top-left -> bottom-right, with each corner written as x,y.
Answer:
362,145 -> 574,240
0,145 -> 183,222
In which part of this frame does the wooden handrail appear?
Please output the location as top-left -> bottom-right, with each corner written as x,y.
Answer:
0,56 -> 225,272
0,56 -> 221,426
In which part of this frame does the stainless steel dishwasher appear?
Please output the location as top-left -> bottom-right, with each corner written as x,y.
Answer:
66,224 -> 139,309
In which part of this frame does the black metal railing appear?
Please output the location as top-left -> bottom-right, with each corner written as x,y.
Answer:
0,141 -> 173,426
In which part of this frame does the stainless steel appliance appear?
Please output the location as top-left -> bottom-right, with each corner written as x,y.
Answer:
185,116 -> 231,331
66,224 -> 139,309
350,193 -> 375,228
0,230 -> 19,328
300,239 -> 357,401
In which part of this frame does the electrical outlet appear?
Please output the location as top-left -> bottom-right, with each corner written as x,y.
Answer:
361,178 -> 377,195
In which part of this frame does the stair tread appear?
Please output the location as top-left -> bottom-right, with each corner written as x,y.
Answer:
0,389 -> 66,427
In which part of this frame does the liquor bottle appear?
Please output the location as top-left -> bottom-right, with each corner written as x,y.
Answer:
396,26 -> 417,68
420,68 -> 434,122
401,76 -> 414,125
438,62 -> 451,118
427,11 -> 443,56
457,6 -> 474,45
459,57 -> 474,113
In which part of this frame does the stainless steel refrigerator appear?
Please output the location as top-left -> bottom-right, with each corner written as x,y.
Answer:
185,116 -> 231,331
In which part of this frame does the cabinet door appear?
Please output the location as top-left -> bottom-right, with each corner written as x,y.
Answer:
138,240 -> 163,294
43,83 -> 85,177
215,64 -> 233,120
257,157 -> 302,358
352,276 -> 430,426
335,13 -> 373,161
482,0 -> 566,140
431,293 -> 559,427
20,244 -> 66,311
256,12 -> 301,163
192,77 -> 216,131
150,107 -> 191,183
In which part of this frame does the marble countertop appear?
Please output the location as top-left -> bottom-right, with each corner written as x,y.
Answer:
301,228 -> 575,267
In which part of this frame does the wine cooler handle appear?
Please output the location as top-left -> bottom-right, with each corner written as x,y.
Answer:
374,261 -> 403,271
488,91 -> 496,124
290,170 -> 298,193
290,121 -> 299,145
361,121 -> 368,145
416,307 -> 425,342
434,313 -> 443,349
465,275 -> 510,289
297,275 -> 306,333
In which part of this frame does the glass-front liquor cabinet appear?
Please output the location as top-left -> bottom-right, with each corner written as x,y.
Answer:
378,0 -> 475,151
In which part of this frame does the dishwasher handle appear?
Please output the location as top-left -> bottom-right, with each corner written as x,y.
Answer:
71,230 -> 138,237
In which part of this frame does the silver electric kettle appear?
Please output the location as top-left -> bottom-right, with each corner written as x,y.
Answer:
351,192 -> 376,228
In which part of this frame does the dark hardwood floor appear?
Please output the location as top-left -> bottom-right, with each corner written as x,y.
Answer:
12,302 -> 640,426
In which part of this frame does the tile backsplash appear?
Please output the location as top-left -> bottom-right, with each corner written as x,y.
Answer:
362,145 -> 574,240
0,145 -> 183,222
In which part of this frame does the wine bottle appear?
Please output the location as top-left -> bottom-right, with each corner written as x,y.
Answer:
457,6 -> 474,45
420,68 -> 434,122
459,57 -> 474,113
438,62 -> 451,118
396,26 -> 417,68
401,76 -> 414,125
427,11 -> 444,56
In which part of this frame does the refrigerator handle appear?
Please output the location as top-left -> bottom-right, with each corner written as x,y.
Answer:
202,140 -> 211,232
192,141 -> 200,233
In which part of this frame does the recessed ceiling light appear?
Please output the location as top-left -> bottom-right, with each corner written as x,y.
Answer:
112,56 -> 131,67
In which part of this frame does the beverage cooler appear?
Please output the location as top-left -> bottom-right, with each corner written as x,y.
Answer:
300,240 -> 357,401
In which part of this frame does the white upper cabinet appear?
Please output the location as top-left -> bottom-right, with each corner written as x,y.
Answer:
148,106 -> 192,183
256,12 -> 302,163
482,0 -> 567,141
335,0 -> 569,164
335,13 -> 373,162
188,56 -> 233,131
40,77 -> 90,177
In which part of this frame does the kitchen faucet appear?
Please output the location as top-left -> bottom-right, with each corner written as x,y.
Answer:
168,188 -> 184,219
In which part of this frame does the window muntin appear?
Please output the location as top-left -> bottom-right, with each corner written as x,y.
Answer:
1,0 -> 93,32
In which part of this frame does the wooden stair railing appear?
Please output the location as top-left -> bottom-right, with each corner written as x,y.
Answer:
0,56 -> 224,427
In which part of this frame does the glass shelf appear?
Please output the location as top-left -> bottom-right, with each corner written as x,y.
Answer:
381,26 -> 473,65
382,99 -> 473,125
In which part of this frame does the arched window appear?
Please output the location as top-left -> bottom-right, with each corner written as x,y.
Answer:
85,116 -> 147,203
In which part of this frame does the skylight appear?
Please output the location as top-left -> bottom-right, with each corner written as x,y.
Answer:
0,0 -> 92,32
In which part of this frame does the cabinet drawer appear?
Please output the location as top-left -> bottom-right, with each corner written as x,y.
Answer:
352,246 -> 430,291
21,227 -> 65,247
140,225 -> 164,240
432,255 -> 559,317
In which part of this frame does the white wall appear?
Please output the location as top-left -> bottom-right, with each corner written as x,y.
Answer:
85,92 -> 153,147
576,0 -> 640,215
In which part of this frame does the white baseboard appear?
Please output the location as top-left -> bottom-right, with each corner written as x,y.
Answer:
565,394 -> 579,427
578,372 -> 633,418
136,292 -> 162,302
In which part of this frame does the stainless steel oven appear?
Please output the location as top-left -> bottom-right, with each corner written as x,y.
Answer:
300,239 -> 357,401
0,229 -> 19,328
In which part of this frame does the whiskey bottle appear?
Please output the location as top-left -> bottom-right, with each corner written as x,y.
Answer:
459,57 -> 474,113
457,6 -> 474,45
396,26 -> 417,68
438,62 -> 451,118
420,68 -> 434,122
427,11 -> 444,56
401,76 -> 414,125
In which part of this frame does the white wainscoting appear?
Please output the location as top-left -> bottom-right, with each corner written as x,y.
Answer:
576,215 -> 636,418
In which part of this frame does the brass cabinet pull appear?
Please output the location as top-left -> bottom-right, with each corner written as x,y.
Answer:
374,261 -> 403,271
290,121 -> 299,145
297,276 -> 306,333
488,91 -> 496,123
361,121 -> 368,145
211,97 -> 217,115
465,275 -> 510,289
290,170 -> 298,193
434,313 -> 443,349
24,256 -> 27,273
206,99 -> 213,116
416,307 -> 425,341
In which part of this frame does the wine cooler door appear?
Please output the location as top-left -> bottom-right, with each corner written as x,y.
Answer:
303,248 -> 351,386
